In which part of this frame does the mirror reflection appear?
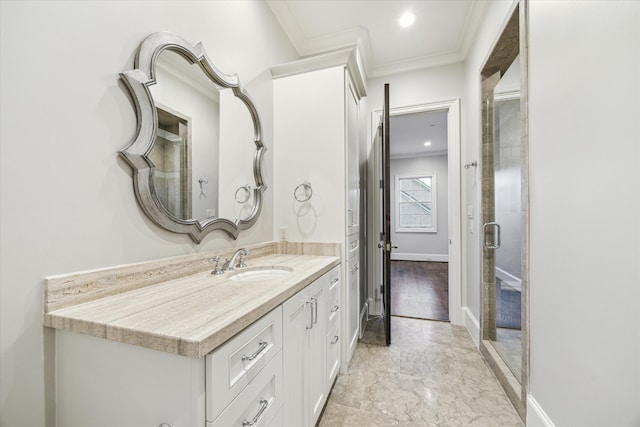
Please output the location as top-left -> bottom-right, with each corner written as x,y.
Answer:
120,31 -> 266,242
149,50 -> 256,223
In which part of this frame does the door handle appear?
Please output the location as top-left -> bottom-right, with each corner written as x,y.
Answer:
377,242 -> 398,251
483,222 -> 501,249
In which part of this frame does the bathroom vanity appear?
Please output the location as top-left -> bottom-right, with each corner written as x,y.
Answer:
44,242 -> 340,427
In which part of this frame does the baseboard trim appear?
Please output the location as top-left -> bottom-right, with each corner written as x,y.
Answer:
359,303 -> 368,339
390,253 -> 449,262
527,395 -> 556,427
462,306 -> 480,348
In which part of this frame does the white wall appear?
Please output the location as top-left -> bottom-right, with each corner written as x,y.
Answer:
366,63 -> 464,130
390,155 -> 449,259
527,2 -> 640,425
0,2 -> 298,425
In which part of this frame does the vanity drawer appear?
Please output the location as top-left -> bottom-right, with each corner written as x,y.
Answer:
327,290 -> 340,329
328,270 -> 340,301
207,350 -> 283,427
206,306 -> 282,421
347,235 -> 359,258
327,268 -> 340,330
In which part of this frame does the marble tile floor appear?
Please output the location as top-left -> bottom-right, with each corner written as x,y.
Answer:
318,316 -> 523,427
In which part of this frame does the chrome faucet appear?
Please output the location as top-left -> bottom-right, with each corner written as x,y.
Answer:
223,248 -> 251,271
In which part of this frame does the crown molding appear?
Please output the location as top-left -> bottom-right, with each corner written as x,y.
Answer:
270,47 -> 367,99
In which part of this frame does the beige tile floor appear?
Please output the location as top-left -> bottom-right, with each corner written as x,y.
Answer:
318,317 -> 523,427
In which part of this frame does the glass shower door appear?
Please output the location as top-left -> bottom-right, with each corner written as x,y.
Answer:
483,54 -> 523,382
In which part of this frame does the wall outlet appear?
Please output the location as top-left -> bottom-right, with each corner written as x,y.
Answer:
206,209 -> 216,219
280,226 -> 288,241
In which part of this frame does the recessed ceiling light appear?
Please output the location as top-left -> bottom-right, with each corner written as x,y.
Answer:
399,12 -> 415,28
424,141 -> 432,147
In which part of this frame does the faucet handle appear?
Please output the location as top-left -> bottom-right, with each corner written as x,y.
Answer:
236,250 -> 251,268
209,256 -> 224,275
237,249 -> 251,268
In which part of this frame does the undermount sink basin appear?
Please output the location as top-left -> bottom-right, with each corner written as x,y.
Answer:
228,266 -> 294,282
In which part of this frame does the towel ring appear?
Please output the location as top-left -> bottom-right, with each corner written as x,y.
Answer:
294,182 -> 313,202
235,185 -> 251,204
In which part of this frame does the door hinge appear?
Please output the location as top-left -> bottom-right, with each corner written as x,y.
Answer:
379,179 -> 384,189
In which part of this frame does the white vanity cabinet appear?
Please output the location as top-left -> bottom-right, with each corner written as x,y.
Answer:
55,309 -> 285,427
282,267 -> 336,427
51,259 -> 341,427
55,330 -> 206,427
346,234 -> 360,360
273,49 -> 366,373
326,270 -> 341,386
205,307 -> 283,426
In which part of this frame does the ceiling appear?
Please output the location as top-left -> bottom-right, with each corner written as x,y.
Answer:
267,1 -> 469,156
390,110 -> 448,158
267,0 -> 486,78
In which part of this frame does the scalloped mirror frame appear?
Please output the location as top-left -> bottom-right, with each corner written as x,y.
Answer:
119,32 -> 266,243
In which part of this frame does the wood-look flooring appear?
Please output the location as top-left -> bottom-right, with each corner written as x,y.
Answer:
391,261 -> 449,321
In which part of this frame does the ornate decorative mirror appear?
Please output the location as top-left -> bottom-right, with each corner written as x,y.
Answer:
120,32 -> 266,243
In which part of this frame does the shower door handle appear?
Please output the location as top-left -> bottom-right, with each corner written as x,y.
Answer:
483,222 -> 501,249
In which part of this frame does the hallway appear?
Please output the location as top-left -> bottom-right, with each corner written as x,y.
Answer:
391,261 -> 449,321
318,317 -> 523,426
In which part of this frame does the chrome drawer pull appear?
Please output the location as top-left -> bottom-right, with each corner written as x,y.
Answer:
331,335 -> 339,344
306,300 -> 313,329
330,277 -> 339,285
330,305 -> 339,313
242,341 -> 268,362
311,297 -> 318,325
242,398 -> 269,426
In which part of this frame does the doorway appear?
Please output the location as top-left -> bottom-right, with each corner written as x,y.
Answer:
388,110 -> 450,321
367,99 -> 462,330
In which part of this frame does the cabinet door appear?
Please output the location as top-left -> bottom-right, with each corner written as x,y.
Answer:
308,277 -> 327,426
282,287 -> 310,427
346,74 -> 360,236
347,254 -> 360,363
56,330 -> 205,427
326,322 -> 341,387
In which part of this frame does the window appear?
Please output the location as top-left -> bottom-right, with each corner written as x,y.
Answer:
395,173 -> 437,233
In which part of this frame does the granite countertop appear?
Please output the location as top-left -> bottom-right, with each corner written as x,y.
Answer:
44,253 -> 340,358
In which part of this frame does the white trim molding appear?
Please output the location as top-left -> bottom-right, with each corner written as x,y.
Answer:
390,253 -> 448,263
462,306 -> 480,348
370,98 -> 462,325
527,395 -> 557,427
359,303 -> 368,339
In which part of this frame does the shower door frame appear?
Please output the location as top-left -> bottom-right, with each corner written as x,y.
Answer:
479,0 -> 530,421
